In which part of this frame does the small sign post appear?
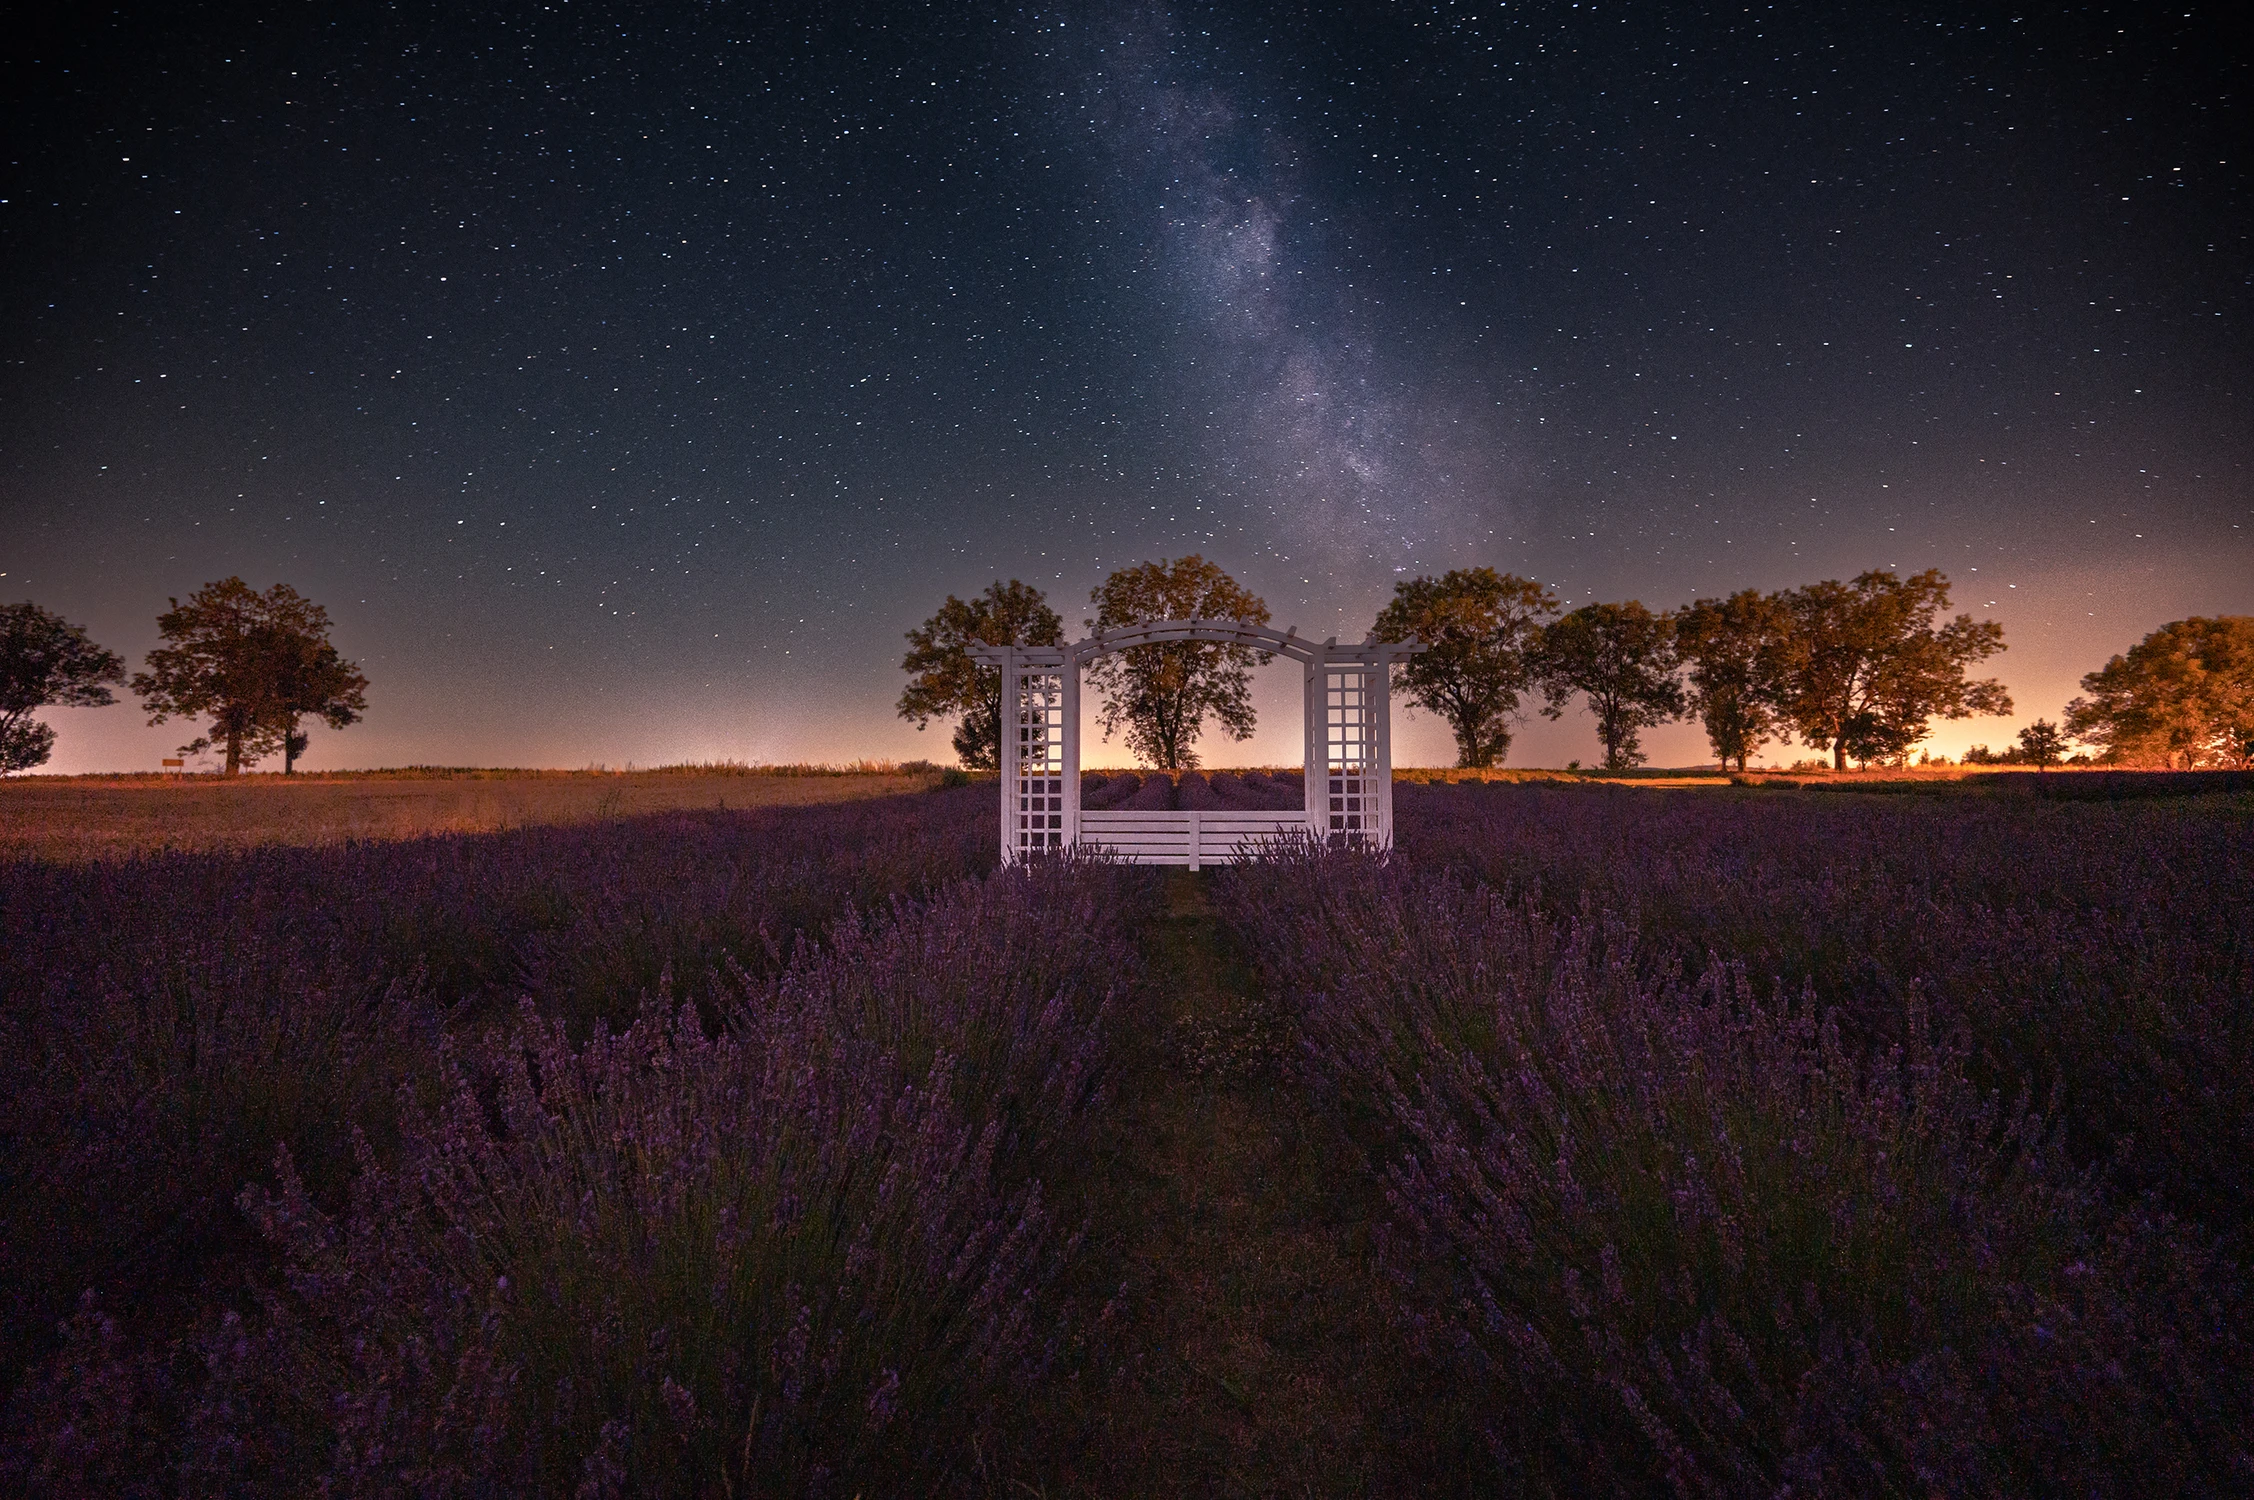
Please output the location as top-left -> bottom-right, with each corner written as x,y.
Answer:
161,758 -> 185,775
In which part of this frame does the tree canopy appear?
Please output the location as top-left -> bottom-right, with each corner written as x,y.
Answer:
1535,601 -> 1686,770
2016,718 -> 2070,768
2065,616 -> 2254,768
260,626 -> 372,774
129,579 -> 368,775
896,580 -> 1066,769
1086,556 -> 1270,770
1769,569 -> 2009,769
1,601 -> 125,774
1673,589 -> 1789,772
1373,568 -> 1555,767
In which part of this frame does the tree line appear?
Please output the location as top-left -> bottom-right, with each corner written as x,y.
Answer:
1380,567 -> 2012,772
8,564 -> 2240,777
899,559 -> 2254,772
1,579 -> 367,775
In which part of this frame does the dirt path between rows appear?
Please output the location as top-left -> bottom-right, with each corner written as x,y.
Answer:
1036,869 -> 1457,1497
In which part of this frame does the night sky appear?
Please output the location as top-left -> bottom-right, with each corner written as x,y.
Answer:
5,2 -> 2246,772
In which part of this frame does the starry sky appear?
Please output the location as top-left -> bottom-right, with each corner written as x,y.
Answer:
5,1 -> 2247,772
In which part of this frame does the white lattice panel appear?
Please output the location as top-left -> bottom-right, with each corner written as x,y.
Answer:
1325,668 -> 1374,847
1012,670 -> 1067,856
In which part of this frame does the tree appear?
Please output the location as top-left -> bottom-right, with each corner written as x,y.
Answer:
130,579 -> 368,775
1673,589 -> 1789,772
1534,601 -> 1686,770
1769,569 -> 2010,770
1086,555 -> 1271,770
897,581 -> 1066,770
2016,718 -> 2069,769
1,601 -> 125,774
1373,569 -> 1556,767
2065,616 -> 2254,768
258,625 -> 371,774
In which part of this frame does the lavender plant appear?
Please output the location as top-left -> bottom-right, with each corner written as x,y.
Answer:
1176,772 -> 1225,811
1393,782 -> 2254,1250
1215,848 -> 2250,1493
1120,773 -> 1175,810
1081,771 -> 1142,809
0,787 -> 1033,1488
1205,772 -> 1300,810
205,859 -> 1139,1495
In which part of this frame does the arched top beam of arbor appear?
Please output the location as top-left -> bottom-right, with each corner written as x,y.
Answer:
968,618 -> 1428,670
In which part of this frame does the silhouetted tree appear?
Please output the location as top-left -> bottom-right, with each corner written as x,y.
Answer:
2016,718 -> 2069,769
1674,589 -> 1789,772
1374,568 -> 1556,767
130,579 -> 368,775
1,601 -> 124,774
1086,556 -> 1271,770
1535,601 -> 1686,770
2065,616 -> 2254,768
258,624 -> 371,774
897,581 -> 1065,769
1770,570 -> 2010,770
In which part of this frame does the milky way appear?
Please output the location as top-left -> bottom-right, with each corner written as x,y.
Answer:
3,2 -> 2245,771
1064,7 -> 1518,570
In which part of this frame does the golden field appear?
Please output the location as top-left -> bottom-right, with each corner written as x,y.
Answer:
14,761 -> 2224,865
0,765 -> 940,863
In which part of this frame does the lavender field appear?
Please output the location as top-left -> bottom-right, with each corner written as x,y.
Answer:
3,778 -> 2249,1494
1218,783 -> 2254,1493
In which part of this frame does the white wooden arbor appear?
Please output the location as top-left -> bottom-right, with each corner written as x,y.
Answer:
971,620 -> 1426,867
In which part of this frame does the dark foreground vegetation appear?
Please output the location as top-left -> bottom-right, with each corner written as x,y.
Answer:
3,779 -> 2248,1494
1224,782 -> 2254,1493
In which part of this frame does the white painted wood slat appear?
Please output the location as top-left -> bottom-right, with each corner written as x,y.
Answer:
1078,809 -> 1306,866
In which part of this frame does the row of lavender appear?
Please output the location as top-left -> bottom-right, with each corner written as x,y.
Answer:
1214,785 -> 2252,1492
1393,782 -> 2254,1242
1,788 -> 1145,1493
1080,769 -> 1303,812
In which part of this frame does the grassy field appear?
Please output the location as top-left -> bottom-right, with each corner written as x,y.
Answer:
0,764 -> 939,862
1,762 -> 1727,864
11,761 -> 2239,864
